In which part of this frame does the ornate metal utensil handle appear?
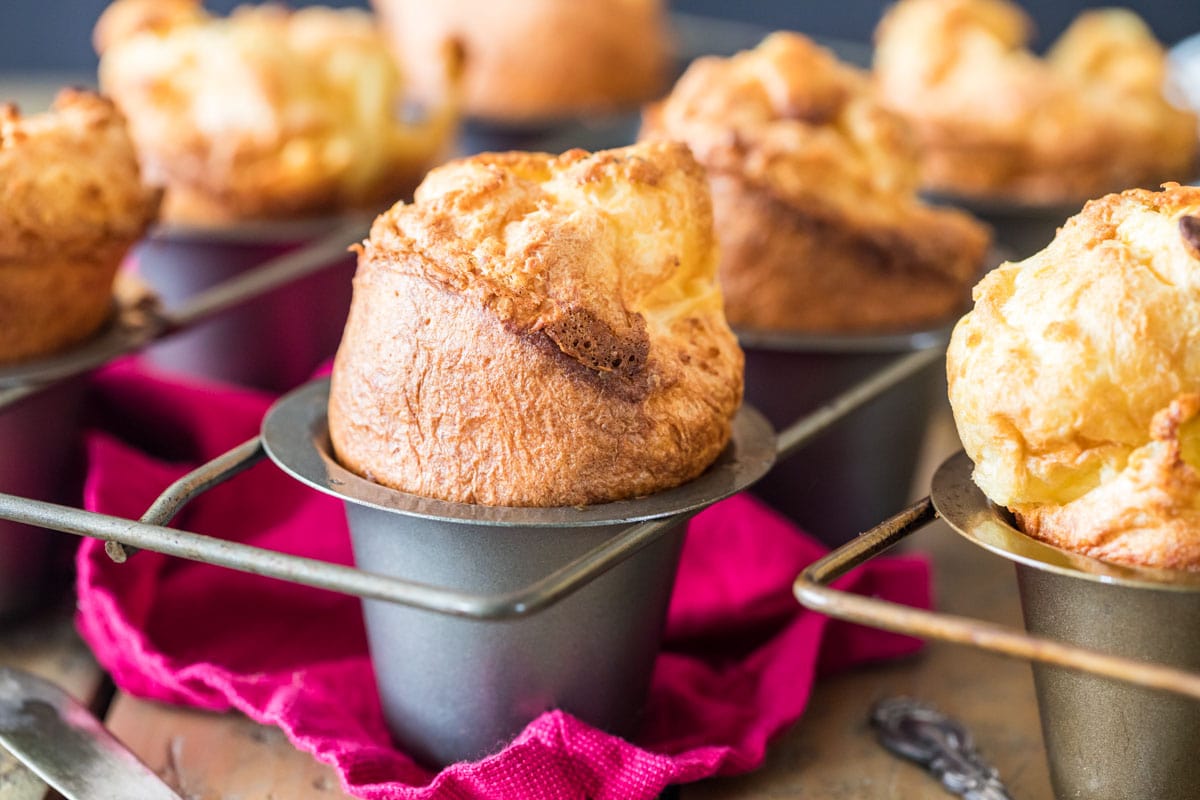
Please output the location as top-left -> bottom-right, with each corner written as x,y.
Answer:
871,697 -> 1013,800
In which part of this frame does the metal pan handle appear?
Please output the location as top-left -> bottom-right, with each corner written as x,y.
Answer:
104,438 -> 270,562
120,345 -> 942,599
0,437 -> 682,621
91,347 -> 945,616
0,218 -> 371,414
155,217 -> 370,333
0,347 -> 945,621
794,499 -> 1200,700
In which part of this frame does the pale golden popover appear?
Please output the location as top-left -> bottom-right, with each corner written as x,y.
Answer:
371,0 -> 669,124
949,183 -> 1200,569
95,0 -> 457,224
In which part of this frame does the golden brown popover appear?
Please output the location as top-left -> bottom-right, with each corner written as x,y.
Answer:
948,183 -> 1200,569
874,0 -> 1198,203
329,141 -> 743,507
0,90 -> 160,364
641,31 -> 991,333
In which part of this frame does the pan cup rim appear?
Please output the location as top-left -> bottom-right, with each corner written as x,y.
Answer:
0,299 -> 163,388
147,211 -> 376,246
932,450 -> 1200,592
262,378 -> 777,528
734,324 -> 953,354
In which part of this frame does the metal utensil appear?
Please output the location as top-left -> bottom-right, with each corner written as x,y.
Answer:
0,667 -> 181,800
872,697 -> 1012,800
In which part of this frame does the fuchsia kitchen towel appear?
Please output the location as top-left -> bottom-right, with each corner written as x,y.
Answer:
77,358 -> 932,800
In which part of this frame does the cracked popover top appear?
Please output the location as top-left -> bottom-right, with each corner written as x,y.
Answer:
875,0 -> 1198,203
95,0 -> 457,224
948,183 -> 1200,569
328,141 -> 744,507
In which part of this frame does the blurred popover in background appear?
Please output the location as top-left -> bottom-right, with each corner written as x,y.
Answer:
370,0 -> 670,125
875,0 -> 1198,204
0,90 -> 160,364
641,31 -> 991,333
94,0 -> 458,225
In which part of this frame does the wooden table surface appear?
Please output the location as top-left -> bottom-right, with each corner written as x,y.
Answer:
0,405 -> 1054,799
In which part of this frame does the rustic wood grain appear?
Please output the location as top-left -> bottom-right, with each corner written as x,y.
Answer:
104,696 -> 352,800
0,601 -> 105,800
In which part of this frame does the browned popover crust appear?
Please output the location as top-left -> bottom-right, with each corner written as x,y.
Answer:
0,90 -> 160,364
641,32 -> 991,333
95,0 -> 457,224
948,183 -> 1200,569
328,141 -> 743,507
874,0 -> 1198,204
371,0 -> 669,124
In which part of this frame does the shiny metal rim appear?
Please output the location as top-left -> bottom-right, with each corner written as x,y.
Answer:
921,190 -> 1086,219
149,211 -> 375,246
932,450 -> 1200,591
262,378 -> 777,527
734,325 -> 953,353
0,302 -> 163,388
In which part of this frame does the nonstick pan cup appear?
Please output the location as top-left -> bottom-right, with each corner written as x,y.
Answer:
133,218 -> 361,393
1017,566 -> 1200,800
0,379 -> 82,618
932,453 -> 1200,800
0,300 -> 162,619
738,326 -> 948,545
262,379 -> 776,766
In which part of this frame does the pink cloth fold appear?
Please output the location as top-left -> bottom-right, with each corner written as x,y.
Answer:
77,358 -> 931,799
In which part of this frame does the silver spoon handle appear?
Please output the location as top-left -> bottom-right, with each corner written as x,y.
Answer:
871,697 -> 1013,800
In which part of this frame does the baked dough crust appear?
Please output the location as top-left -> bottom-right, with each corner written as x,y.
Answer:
95,0 -> 456,224
0,90 -> 160,363
328,141 -> 743,507
641,32 -> 990,332
948,183 -> 1200,569
371,0 -> 669,124
874,0 -> 1198,203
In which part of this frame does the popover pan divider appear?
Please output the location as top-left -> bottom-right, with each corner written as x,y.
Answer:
0,216 -> 371,413
150,216 -> 372,335
0,348 -> 941,620
793,456 -> 1200,701
0,217 -> 370,620
0,476 -> 687,621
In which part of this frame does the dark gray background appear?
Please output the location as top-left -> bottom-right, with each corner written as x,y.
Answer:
1,1 -> 1198,71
